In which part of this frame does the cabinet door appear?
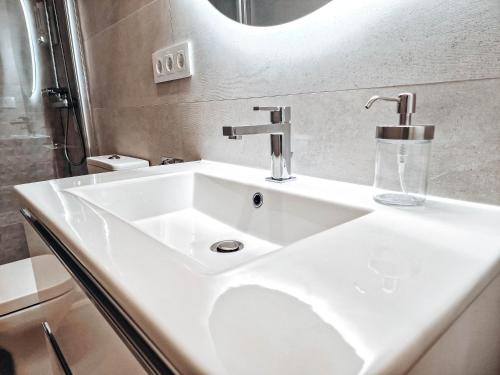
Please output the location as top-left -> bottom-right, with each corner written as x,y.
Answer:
48,288 -> 147,375
21,209 -> 177,375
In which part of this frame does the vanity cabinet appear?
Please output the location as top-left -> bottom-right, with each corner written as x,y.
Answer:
47,288 -> 147,375
20,211 -> 173,375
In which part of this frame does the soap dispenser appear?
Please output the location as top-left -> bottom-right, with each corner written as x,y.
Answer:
365,93 -> 435,206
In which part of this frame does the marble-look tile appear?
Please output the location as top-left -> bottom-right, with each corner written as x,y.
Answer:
0,133 -> 59,262
174,78 -> 500,203
76,0 -> 96,42
0,186 -> 19,214
94,107 -> 152,160
83,0 -> 500,108
93,78 -> 500,204
0,137 -> 57,185
77,0 -> 156,40
93,104 -> 183,163
0,1 -> 74,264
0,226 -> 29,265
80,0 -> 500,205
0,220 -> 29,266
166,0 -> 500,104
84,0 -> 174,109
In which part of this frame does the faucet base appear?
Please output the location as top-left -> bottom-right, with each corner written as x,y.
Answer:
265,176 -> 296,183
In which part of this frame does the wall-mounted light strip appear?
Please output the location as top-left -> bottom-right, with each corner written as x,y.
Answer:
20,0 -> 38,97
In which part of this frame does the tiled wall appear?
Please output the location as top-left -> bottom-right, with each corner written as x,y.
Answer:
0,0 -> 65,264
0,137 -> 59,264
78,0 -> 500,204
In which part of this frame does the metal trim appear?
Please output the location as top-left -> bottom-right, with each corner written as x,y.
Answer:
375,125 -> 435,140
42,321 -> 73,375
64,0 -> 95,157
20,209 -> 177,375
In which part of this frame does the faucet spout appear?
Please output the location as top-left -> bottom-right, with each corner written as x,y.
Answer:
222,124 -> 286,137
221,106 -> 294,182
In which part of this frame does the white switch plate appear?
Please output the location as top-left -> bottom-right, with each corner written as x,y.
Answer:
152,41 -> 192,83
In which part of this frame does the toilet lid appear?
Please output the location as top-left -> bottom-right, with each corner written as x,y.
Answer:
0,255 -> 73,316
86,155 -> 149,171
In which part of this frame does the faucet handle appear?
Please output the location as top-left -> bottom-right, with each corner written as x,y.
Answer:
253,106 -> 291,124
253,106 -> 281,111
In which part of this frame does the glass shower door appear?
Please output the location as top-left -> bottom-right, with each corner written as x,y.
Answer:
0,0 -> 87,265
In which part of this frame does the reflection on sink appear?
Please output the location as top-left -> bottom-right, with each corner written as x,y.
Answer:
209,285 -> 364,374
66,172 -> 370,273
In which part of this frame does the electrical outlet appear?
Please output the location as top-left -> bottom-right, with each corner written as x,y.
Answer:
152,42 -> 192,83
164,54 -> 174,74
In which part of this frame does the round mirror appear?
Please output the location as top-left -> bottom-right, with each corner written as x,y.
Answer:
208,0 -> 333,26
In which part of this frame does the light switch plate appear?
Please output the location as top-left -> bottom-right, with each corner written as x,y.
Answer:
152,42 -> 192,83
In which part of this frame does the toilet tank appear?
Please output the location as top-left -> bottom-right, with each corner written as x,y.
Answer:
23,155 -> 150,257
86,155 -> 149,174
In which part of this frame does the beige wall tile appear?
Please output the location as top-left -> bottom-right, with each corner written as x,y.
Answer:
84,0 -> 174,109
80,0 -> 500,204
167,0 -> 500,102
77,0 -> 156,39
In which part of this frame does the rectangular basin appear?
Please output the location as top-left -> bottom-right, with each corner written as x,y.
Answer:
66,173 -> 370,273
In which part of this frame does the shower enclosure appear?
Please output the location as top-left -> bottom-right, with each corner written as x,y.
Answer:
0,0 -> 91,265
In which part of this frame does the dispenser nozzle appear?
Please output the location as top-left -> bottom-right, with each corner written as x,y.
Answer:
365,93 -> 416,125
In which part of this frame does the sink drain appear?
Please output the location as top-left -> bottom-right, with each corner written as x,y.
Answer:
210,240 -> 244,253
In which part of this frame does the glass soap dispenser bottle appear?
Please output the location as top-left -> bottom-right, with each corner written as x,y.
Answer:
365,93 -> 435,206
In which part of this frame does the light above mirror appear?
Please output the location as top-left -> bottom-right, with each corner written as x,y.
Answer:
208,0 -> 333,26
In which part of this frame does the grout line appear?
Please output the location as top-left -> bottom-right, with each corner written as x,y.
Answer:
85,0 -> 158,41
167,0 -> 175,42
175,76 -> 500,105
90,76 -> 500,110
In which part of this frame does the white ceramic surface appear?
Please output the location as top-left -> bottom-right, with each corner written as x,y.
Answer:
0,255 -> 73,316
86,154 -> 149,171
14,161 -> 500,375
66,172 -> 369,273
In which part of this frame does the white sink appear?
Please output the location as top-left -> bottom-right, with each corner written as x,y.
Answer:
66,172 -> 370,273
15,160 -> 500,374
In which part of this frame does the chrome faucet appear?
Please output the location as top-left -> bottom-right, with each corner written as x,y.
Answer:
222,106 -> 294,182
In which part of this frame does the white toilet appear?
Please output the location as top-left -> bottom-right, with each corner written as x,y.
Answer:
0,255 -> 74,336
0,153 -> 150,372
21,155 -> 149,260
86,154 -> 149,174
7,154 -> 150,332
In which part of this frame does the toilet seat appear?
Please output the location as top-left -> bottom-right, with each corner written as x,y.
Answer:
0,255 -> 73,316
